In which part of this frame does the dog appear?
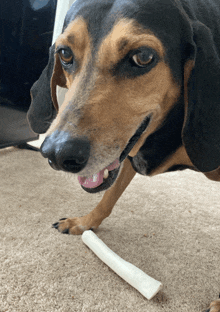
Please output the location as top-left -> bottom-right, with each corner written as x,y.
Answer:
27,0 -> 220,310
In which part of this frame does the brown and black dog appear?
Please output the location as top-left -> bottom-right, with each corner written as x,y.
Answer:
28,0 -> 220,310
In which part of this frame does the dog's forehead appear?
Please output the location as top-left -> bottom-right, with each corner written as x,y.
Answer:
64,0 -> 136,47
63,0 -> 185,46
64,0 -> 114,42
61,0 -> 191,82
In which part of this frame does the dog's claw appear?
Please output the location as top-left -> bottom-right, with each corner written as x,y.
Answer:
52,222 -> 59,228
52,219 -> 70,234
52,218 -> 67,229
51,216 -> 97,235
62,228 -> 69,234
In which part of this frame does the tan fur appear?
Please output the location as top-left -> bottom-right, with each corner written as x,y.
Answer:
79,18 -> 180,160
182,59 -> 195,132
56,17 -> 91,72
51,53 -> 67,111
97,18 -> 165,70
47,17 -> 92,136
204,167 -> 220,181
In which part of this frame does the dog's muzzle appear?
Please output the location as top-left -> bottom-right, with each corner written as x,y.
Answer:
79,114 -> 152,193
40,115 -> 151,193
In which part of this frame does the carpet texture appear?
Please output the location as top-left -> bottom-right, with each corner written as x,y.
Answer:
0,147 -> 219,312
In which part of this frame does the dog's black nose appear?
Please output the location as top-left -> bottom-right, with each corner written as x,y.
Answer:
40,131 -> 90,173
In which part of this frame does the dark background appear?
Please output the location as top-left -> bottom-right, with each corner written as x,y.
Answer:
0,0 -> 57,148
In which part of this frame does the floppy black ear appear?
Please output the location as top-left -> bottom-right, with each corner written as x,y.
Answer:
27,44 -> 66,134
183,21 -> 220,172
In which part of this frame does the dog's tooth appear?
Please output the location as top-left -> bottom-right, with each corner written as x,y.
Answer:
92,174 -> 98,182
104,169 -> 109,179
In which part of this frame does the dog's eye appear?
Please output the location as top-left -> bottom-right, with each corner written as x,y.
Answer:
132,51 -> 154,68
58,48 -> 73,67
112,47 -> 158,78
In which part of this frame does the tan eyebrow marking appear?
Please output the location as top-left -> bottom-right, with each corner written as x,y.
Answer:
97,18 -> 165,70
56,17 -> 90,63
53,16 -> 92,89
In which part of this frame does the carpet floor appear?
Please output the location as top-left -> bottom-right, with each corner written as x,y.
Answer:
0,147 -> 219,312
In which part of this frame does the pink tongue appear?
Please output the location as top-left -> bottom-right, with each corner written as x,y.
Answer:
78,159 -> 120,189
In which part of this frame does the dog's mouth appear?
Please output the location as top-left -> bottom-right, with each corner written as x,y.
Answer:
78,159 -> 121,193
78,114 -> 152,193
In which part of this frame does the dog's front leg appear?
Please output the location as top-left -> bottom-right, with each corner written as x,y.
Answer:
53,158 -> 136,235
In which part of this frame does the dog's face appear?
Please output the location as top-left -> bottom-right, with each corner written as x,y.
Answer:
28,0 -> 220,192
49,17 -> 180,173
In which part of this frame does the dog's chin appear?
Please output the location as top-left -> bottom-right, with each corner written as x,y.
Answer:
81,165 -> 121,193
78,115 -> 152,194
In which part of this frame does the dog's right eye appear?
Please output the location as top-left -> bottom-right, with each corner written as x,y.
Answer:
57,47 -> 74,68
132,52 -> 154,68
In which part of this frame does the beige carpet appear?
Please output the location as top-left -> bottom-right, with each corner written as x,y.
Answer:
0,147 -> 219,312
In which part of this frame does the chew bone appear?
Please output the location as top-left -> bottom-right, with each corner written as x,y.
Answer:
82,230 -> 163,300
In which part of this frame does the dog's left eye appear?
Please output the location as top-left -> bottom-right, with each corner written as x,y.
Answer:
112,47 -> 158,78
58,48 -> 73,67
132,51 -> 154,68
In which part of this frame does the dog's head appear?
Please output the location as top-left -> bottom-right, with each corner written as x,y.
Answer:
28,0 -> 220,192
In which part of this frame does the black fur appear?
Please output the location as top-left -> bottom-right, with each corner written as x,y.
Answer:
27,45 -> 57,134
129,97 -> 185,175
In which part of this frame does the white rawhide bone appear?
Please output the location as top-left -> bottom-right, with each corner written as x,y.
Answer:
82,230 -> 163,300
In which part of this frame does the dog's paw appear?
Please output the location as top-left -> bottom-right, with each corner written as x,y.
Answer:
52,216 -> 98,235
205,298 -> 220,312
